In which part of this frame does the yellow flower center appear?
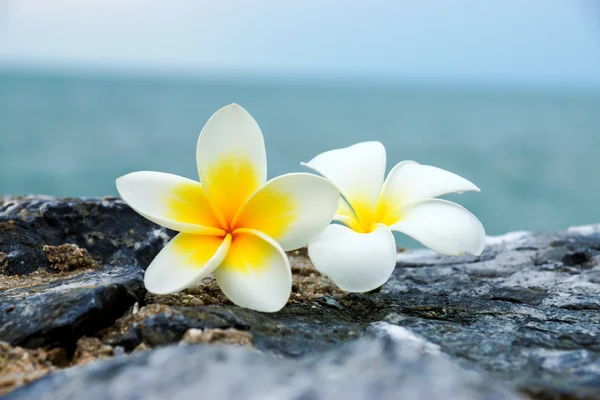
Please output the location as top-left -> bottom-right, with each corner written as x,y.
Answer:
165,155 -> 297,244
340,195 -> 403,233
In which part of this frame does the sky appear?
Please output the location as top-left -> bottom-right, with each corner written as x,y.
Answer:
1,0 -> 600,86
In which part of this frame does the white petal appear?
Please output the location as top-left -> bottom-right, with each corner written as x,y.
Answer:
116,171 -> 224,235
380,160 -> 480,208
308,224 -> 397,292
215,229 -> 291,312
232,173 -> 339,251
389,199 -> 486,256
196,104 -> 267,225
302,141 -> 386,222
145,233 -> 231,294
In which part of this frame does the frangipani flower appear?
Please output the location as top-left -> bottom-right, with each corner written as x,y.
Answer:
303,142 -> 485,293
116,104 -> 339,312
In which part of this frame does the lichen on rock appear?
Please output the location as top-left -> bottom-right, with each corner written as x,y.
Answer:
42,244 -> 99,272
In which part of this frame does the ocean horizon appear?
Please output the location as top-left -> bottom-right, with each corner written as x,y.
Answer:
1,70 -> 599,236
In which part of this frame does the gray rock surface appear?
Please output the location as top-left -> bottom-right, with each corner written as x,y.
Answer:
0,264 -> 145,349
388,228 -> 600,399
0,197 -> 169,349
6,333 -> 520,400
1,197 -> 600,399
0,196 -> 171,276
102,300 -> 367,357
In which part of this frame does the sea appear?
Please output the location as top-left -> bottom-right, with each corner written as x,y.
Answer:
1,71 -> 599,237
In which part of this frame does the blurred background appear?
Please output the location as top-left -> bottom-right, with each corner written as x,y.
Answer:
0,0 -> 599,236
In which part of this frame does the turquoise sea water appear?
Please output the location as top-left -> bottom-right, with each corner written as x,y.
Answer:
1,71 -> 599,235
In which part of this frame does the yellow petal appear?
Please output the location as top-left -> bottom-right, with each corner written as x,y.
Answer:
196,104 -> 267,228
116,171 -> 224,235
232,173 -> 339,251
145,233 -> 231,294
215,229 -> 291,312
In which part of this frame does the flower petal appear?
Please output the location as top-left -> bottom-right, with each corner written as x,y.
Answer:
336,197 -> 357,220
333,197 -> 363,231
145,233 -> 231,294
389,199 -> 486,256
196,104 -> 267,226
307,223 -> 397,292
377,161 -> 479,222
302,141 -> 386,225
116,171 -> 224,235
232,173 -> 339,251
214,229 -> 291,312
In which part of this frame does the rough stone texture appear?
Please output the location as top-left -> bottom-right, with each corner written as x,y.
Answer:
387,228 -> 600,399
5,334 -> 520,400
0,267 -> 93,292
82,226 -> 600,399
0,341 -> 65,395
180,328 -> 252,347
0,264 -> 145,349
72,338 -> 114,366
2,197 -> 600,399
100,300 -> 365,356
42,243 -> 99,272
0,197 -> 168,350
145,277 -> 231,307
0,196 -> 171,276
288,247 -> 345,302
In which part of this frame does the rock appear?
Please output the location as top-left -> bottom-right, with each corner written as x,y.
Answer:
387,229 -> 600,399
2,196 -> 600,399
0,264 -> 145,349
90,226 -> 600,398
0,197 -> 170,350
287,248 -> 345,302
180,328 -> 252,347
5,335 -> 519,400
0,196 -> 172,276
101,300 -> 366,357
72,338 -> 114,366
42,244 -> 99,272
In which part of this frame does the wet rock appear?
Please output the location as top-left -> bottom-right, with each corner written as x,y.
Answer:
94,227 -> 600,399
0,197 -> 172,351
386,228 -> 600,399
0,264 -> 145,350
102,300 -> 366,357
0,196 -> 172,276
2,196 -> 600,399
6,335 -> 519,400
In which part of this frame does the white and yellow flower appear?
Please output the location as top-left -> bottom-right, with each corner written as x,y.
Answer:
116,104 -> 339,312
303,141 -> 485,293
